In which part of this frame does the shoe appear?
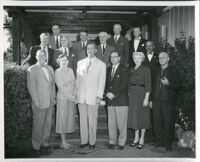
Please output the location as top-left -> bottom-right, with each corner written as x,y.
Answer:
89,145 -> 96,149
60,143 -> 73,149
130,142 -> 138,147
137,144 -> 144,149
106,143 -> 116,149
41,143 -> 50,148
79,143 -> 89,149
32,148 -> 41,156
117,145 -> 124,150
154,143 -> 164,148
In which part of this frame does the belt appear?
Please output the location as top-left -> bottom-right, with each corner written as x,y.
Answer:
129,83 -> 145,87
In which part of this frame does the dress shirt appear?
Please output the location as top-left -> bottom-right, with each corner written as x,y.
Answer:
40,65 -> 50,81
147,51 -> 154,62
114,35 -> 120,42
134,36 -> 141,51
41,45 -> 49,64
111,63 -> 120,77
101,44 -> 106,54
55,35 -> 60,47
62,47 -> 69,57
86,56 -> 96,72
81,41 -> 87,49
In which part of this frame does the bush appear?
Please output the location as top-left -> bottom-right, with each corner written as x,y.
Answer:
158,36 -> 195,131
4,61 -> 32,148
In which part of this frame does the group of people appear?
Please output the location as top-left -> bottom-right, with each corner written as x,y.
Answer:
26,23 -> 181,154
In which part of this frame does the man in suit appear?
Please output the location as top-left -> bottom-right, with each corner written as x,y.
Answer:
96,32 -> 115,67
143,41 -> 160,107
24,33 -> 54,67
73,31 -> 88,62
49,24 -> 62,49
151,52 -> 181,151
53,34 -> 77,74
76,42 -> 106,150
107,24 -> 129,67
129,27 -> 146,67
105,52 -> 129,150
27,49 -> 55,152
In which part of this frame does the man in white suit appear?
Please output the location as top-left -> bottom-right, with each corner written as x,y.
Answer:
27,49 -> 55,152
49,24 -> 62,49
76,42 -> 106,149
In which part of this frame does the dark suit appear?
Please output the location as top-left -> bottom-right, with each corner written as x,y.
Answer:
73,41 -> 87,62
105,64 -> 129,146
96,44 -> 115,67
53,47 -> 77,75
107,35 -> 129,67
143,52 -> 160,101
152,65 -> 181,148
129,38 -> 146,67
25,45 -> 55,67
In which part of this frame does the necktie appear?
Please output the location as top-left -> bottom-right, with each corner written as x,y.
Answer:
102,45 -> 105,55
111,66 -> 115,79
42,46 -> 48,64
87,60 -> 91,72
64,48 -> 68,57
82,42 -> 85,49
147,52 -> 153,55
114,36 -> 118,44
56,36 -> 59,49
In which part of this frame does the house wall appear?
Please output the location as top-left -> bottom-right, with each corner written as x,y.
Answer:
158,6 -> 195,45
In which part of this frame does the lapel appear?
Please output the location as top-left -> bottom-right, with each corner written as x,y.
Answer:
116,35 -> 122,46
36,64 -> 50,82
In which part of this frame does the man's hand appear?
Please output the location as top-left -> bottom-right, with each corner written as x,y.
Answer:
96,97 -> 101,105
161,77 -> 169,86
143,98 -> 148,107
106,92 -> 115,100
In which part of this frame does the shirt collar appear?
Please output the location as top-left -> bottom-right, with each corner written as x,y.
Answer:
112,63 -> 120,69
147,51 -> 154,55
87,56 -> 96,63
134,36 -> 141,40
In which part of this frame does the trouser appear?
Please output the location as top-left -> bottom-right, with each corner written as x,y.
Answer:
78,103 -> 98,145
152,100 -> 177,147
32,105 -> 53,150
107,106 -> 128,146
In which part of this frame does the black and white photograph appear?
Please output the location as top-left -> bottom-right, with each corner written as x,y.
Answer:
1,0 -> 199,161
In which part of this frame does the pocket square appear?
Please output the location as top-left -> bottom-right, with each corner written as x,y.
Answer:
142,44 -> 145,46
117,75 -> 120,78
120,43 -> 124,45
72,54 -> 74,57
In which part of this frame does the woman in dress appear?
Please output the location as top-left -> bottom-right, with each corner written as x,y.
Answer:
55,55 -> 76,149
128,52 -> 151,149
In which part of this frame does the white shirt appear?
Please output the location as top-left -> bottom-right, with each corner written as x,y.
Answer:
41,45 -> 49,64
81,41 -> 87,48
147,51 -> 154,62
111,63 -> 120,77
101,44 -> 106,52
134,36 -> 141,51
41,66 -> 50,81
86,56 -> 96,71
114,35 -> 120,41
55,35 -> 60,46
62,47 -> 69,56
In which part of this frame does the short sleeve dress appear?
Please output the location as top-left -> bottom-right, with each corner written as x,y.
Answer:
127,65 -> 152,129
55,67 -> 76,134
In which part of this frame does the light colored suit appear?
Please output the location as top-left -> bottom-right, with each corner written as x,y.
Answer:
49,35 -> 61,49
27,63 -> 55,150
76,57 -> 106,145
96,44 -> 115,67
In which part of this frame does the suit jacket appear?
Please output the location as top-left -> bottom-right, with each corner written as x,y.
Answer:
25,45 -> 55,67
76,57 -> 106,106
107,35 -> 129,67
73,41 -> 88,62
49,35 -> 61,50
105,64 -> 129,106
96,44 -> 115,67
152,65 -> 181,102
27,63 -> 56,109
53,47 -> 77,75
129,38 -> 146,67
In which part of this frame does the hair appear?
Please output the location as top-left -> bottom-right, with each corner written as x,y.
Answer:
132,52 -> 145,61
159,51 -> 169,58
36,49 -> 46,58
86,41 -> 96,49
52,24 -> 60,29
111,51 -> 120,57
80,31 -> 87,35
133,27 -> 142,31
113,24 -> 122,30
40,33 -> 50,39
57,54 -> 68,65
60,34 -> 70,41
146,40 -> 155,46
99,31 -> 108,38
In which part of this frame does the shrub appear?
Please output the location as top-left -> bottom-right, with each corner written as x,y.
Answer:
4,61 -> 32,148
158,36 -> 195,131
